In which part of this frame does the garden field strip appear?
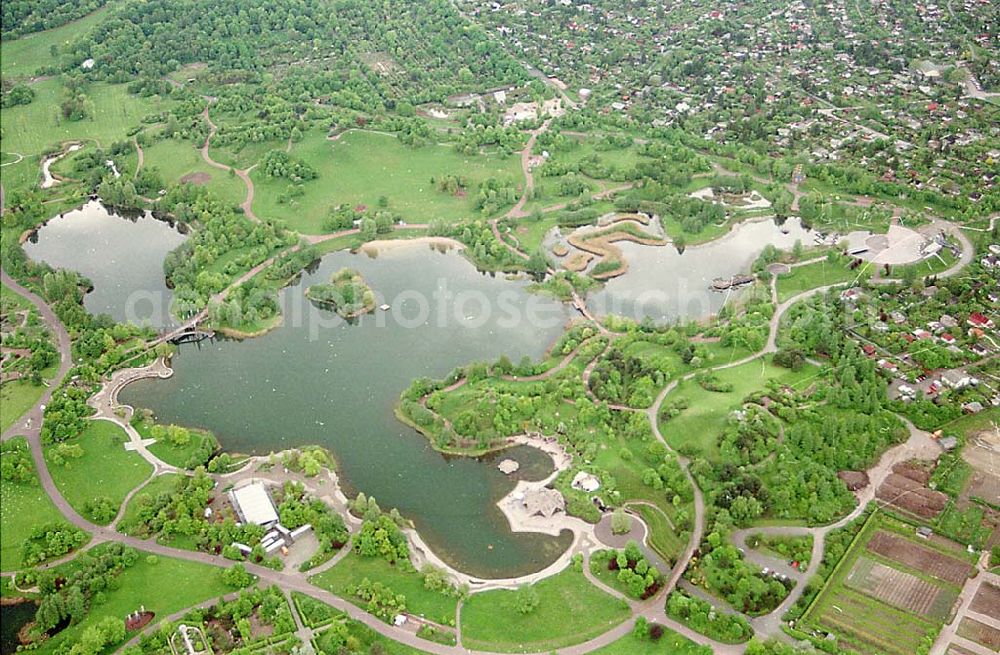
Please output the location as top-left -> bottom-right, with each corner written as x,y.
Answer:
845,556 -> 953,620
818,586 -> 935,655
968,582 -> 1000,620
957,617 -> 1000,651
817,589 -> 930,655
865,530 -> 974,586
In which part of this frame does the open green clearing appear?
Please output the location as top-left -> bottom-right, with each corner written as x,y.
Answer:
0,80 -> 170,162
139,139 -> 248,207
0,5 -> 115,78
776,259 -> 860,302
145,431 -> 215,469
208,137 -> 287,171
589,627 -> 710,655
459,567 -> 630,653
1,438 -> 76,571
314,616 -> 429,655
309,551 -> 459,626
0,380 -> 46,433
46,419 -> 153,524
35,548 -> 233,655
251,130 -> 522,233
658,357 -> 820,457
133,418 -> 219,470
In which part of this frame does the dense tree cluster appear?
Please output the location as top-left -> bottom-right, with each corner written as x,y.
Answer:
260,149 -> 317,182
665,590 -> 754,643
65,0 -> 526,108
31,543 -> 139,636
1,0 -> 108,37
589,347 -> 669,408
0,80 -> 34,107
593,542 -> 663,599
22,522 -> 90,567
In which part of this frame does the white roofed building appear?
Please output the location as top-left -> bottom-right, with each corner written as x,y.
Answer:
229,482 -> 279,527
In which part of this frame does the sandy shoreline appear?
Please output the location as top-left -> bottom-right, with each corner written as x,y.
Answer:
358,235 -> 465,255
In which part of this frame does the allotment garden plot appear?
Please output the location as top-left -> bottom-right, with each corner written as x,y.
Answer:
802,516 -> 974,655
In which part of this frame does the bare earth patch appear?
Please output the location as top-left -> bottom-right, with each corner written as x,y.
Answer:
865,530 -> 973,585
876,472 -> 948,519
969,582 -> 1000,620
180,171 -> 212,185
957,617 -> 1000,650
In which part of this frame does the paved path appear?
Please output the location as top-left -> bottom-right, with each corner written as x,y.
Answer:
0,270 -> 74,443
86,358 -> 178,472
506,119 -> 552,220
930,561 -> 1000,655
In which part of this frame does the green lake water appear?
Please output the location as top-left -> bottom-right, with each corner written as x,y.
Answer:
120,241 -> 575,578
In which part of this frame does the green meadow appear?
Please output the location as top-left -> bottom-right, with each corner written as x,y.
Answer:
46,420 -> 153,524
1,438 -> 76,571
658,356 -> 821,457
140,139 -> 247,207
0,5 -> 115,78
459,567 -> 630,652
250,130 -> 522,233
0,80 -> 169,159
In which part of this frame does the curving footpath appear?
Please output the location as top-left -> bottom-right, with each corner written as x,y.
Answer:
1,270 -> 74,443
200,106 -> 260,222
0,185 -> 984,655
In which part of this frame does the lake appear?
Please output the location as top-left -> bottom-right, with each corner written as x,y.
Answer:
23,200 -> 187,327
587,217 -> 816,322
121,241 -> 575,578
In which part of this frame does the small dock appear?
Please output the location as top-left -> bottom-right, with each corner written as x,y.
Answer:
710,274 -> 754,291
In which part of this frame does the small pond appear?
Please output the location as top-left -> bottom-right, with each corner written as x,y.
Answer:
23,200 -> 187,327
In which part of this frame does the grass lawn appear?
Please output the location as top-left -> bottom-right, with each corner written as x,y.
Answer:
590,626 -> 710,655
145,431 -> 216,469
46,419 -> 153,524
134,419 -> 219,470
139,139 -> 248,207
34,547 -> 233,655
460,567 -> 630,653
658,357 -> 820,457
1,283 -> 59,431
632,503 -> 685,565
660,215 -> 735,246
0,380 -> 47,433
0,5 -> 115,78
309,552 -> 459,626
314,617 -> 429,655
116,472 -> 183,536
0,80 -> 170,164
1,438 -> 79,571
509,215 -> 559,254
251,130 -> 522,233
208,137 -> 287,171
592,436 -> 689,563
776,259 -> 859,302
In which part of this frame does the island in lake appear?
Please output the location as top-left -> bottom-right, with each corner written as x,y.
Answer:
305,267 -> 376,318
